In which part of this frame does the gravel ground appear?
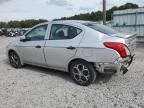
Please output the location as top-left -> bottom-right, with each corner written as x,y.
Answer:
0,36 -> 144,108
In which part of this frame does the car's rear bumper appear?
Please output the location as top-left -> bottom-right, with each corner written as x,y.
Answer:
95,55 -> 135,74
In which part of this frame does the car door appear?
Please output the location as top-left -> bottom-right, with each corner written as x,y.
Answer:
17,24 -> 48,65
44,24 -> 84,70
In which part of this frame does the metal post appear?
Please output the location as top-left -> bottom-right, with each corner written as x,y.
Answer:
103,0 -> 106,25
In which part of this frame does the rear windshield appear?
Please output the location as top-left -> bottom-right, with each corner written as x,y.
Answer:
83,23 -> 118,35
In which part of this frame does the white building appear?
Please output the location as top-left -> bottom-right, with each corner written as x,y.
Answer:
112,8 -> 144,39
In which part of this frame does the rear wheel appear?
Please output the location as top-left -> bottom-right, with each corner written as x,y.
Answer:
8,51 -> 22,68
70,60 -> 97,86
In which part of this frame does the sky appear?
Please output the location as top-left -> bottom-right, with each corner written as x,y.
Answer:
0,0 -> 143,22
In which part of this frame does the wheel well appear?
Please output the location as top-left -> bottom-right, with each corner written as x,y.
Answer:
68,58 -> 95,72
8,49 -> 15,55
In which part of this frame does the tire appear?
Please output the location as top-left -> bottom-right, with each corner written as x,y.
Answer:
8,51 -> 22,68
70,60 -> 97,86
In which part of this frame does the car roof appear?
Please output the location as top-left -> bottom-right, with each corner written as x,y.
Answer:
52,20 -> 94,24
40,20 -> 95,25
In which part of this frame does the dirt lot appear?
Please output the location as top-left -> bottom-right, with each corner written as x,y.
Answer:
0,36 -> 144,108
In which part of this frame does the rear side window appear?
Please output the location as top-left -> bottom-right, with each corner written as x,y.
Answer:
84,23 -> 118,35
50,24 -> 82,40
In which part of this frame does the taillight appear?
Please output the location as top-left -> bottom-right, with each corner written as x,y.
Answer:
104,42 -> 130,58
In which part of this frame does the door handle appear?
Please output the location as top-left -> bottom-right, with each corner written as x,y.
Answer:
35,45 -> 41,48
66,46 -> 76,50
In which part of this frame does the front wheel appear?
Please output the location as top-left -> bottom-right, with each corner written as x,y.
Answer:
8,51 -> 22,68
70,60 -> 97,86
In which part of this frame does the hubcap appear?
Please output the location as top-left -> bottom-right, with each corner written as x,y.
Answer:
9,53 -> 19,67
73,64 -> 90,84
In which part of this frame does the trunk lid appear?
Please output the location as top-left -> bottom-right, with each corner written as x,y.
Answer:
110,32 -> 137,56
125,33 -> 136,56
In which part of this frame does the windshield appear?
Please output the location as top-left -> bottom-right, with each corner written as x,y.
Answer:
84,23 -> 118,35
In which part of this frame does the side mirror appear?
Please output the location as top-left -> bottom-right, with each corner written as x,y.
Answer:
20,37 -> 30,42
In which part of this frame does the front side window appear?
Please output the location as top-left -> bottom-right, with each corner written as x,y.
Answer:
26,24 -> 48,41
50,24 -> 82,40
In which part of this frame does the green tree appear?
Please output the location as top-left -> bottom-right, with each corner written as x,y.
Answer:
0,3 -> 139,28
58,3 -> 139,21
0,19 -> 47,29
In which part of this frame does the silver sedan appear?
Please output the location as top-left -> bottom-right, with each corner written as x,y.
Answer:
7,20 -> 136,86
